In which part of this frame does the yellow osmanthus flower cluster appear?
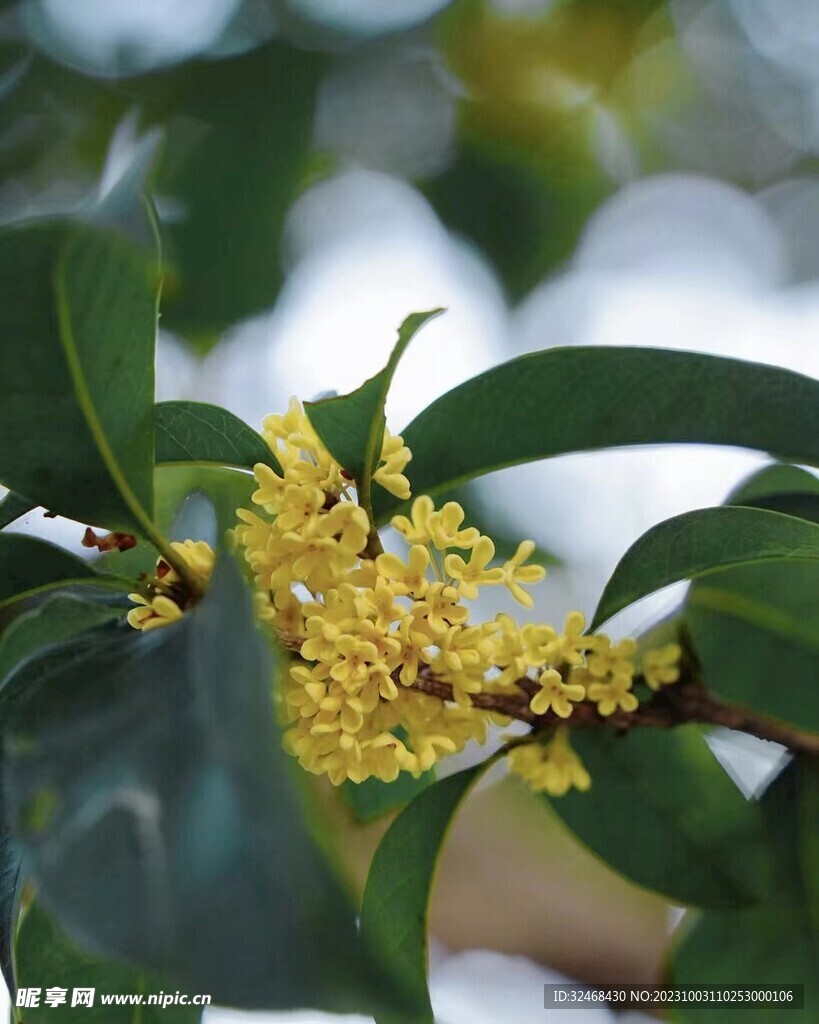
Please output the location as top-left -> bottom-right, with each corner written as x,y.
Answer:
127,398 -> 683,796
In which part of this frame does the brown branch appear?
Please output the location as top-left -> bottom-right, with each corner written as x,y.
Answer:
278,634 -> 819,757
411,668 -> 819,757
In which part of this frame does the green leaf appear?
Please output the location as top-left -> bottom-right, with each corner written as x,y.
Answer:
3,556 -> 400,1014
731,464 -> 819,503
730,464 -> 819,524
0,816 -> 23,999
155,401 -> 280,473
132,42 -> 325,344
546,726 -> 766,909
16,902 -> 202,1023
104,466 -> 255,581
340,767 -> 436,824
0,216 -> 158,533
372,348 -> 819,522
0,534 -> 127,611
687,466 -> 819,733
687,565 -> 819,732
670,757 -> 819,1023
591,506 -> 819,630
0,593 -> 122,690
360,762 -> 489,1024
0,492 -> 35,530
306,309 -> 443,510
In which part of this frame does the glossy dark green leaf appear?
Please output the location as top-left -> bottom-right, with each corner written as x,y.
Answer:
546,726 -> 766,908
306,310 -> 443,506
0,593 -> 121,689
361,762 -> 488,1024
687,467 -> 819,733
340,767 -> 435,824
731,464 -> 819,502
0,216 -> 158,533
155,401 -> 280,472
591,506 -> 819,630
0,534 -> 126,611
16,902 -> 202,1023
3,557 -> 400,1014
373,348 -> 819,522
670,757 -> 819,1022
687,565 -> 819,732
130,42 -> 324,344
730,463 -> 819,524
0,492 -> 35,529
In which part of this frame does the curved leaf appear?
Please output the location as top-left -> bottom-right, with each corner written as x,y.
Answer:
0,534 -> 126,610
731,463 -> 819,524
360,762 -> 489,1024
3,557 -> 401,1014
591,506 -> 819,630
0,593 -> 122,690
546,726 -> 766,909
340,768 -> 435,824
0,216 -> 158,534
0,491 -> 35,529
687,466 -> 819,733
155,400 -> 280,473
669,758 -> 819,1022
306,309 -> 443,515
687,565 -> 819,732
373,348 -> 819,521
16,902 -> 202,1023
730,463 -> 819,503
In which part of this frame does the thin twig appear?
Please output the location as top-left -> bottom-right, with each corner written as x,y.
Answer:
277,633 -> 819,756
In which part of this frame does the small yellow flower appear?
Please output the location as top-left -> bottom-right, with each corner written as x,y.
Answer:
642,643 -> 682,691
251,463 -> 287,513
286,664 -> 327,718
509,729 -> 591,796
279,529 -> 338,583
391,495 -> 434,545
501,540 -> 546,608
394,615 -> 433,685
587,636 -> 637,682
411,581 -> 468,636
126,593 -> 184,631
270,589 -> 305,637
275,483 -> 326,532
356,578 -> 405,631
376,545 -> 431,598
587,675 -> 638,716
444,536 -> 503,599
374,429 -> 412,499
261,396 -> 306,442
530,668 -> 585,718
544,611 -> 596,667
329,636 -> 381,688
428,502 -> 480,550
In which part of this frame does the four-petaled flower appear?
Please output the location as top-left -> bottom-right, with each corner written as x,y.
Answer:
530,668 -> 586,718
444,536 -> 503,599
501,540 -> 546,608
